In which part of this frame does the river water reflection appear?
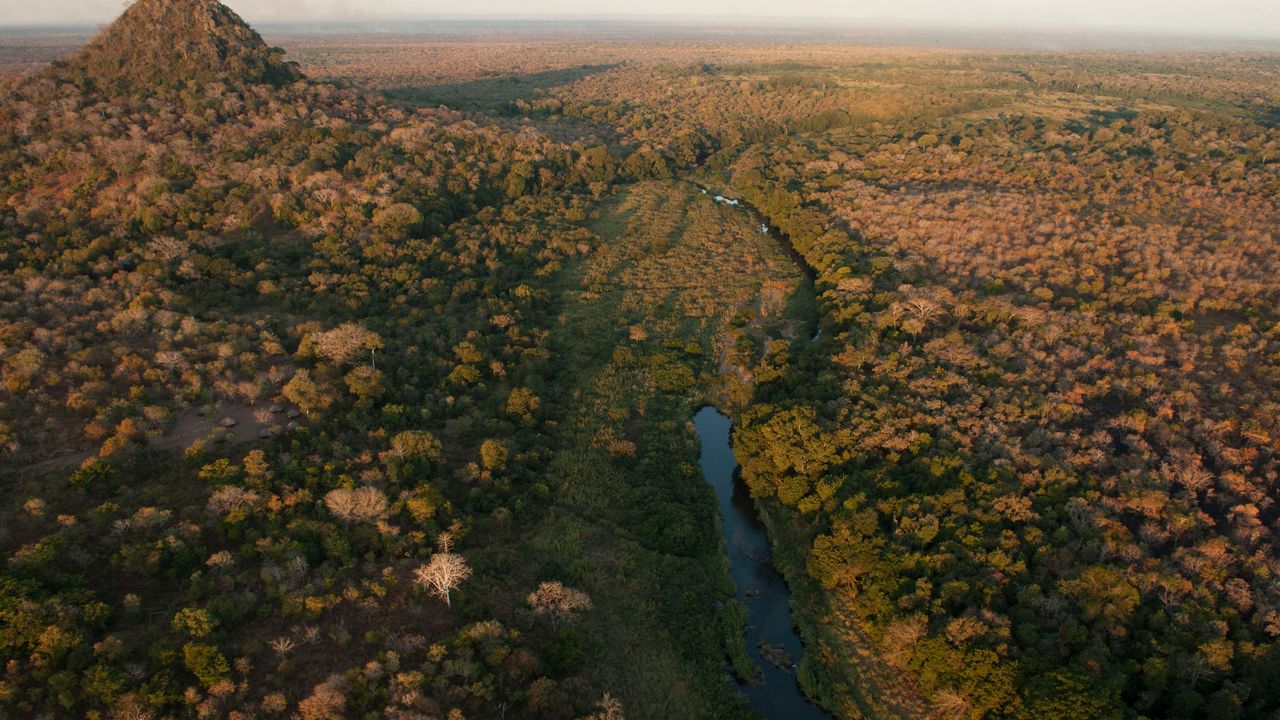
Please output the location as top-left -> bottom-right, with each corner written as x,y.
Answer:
694,406 -> 831,720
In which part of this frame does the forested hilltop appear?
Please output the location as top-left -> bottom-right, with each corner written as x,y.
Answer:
2,2 -> 1279,719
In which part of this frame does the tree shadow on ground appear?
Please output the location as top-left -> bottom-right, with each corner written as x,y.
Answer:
383,63 -> 617,113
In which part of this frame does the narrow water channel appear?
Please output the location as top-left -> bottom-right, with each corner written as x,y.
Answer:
700,184 -> 818,281
694,406 -> 832,720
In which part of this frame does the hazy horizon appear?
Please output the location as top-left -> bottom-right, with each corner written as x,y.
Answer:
2,0 -> 1279,40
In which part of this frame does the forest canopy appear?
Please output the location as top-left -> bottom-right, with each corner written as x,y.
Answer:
1,2 -> 1279,719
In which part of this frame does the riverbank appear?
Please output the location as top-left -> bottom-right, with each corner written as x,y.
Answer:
695,406 -> 833,719
713,172 -> 932,719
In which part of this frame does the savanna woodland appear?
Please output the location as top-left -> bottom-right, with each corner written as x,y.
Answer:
2,1 -> 1279,719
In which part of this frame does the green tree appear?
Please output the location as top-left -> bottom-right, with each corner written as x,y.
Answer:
282,370 -> 331,417
182,643 -> 230,689
1059,566 -> 1140,632
480,439 -> 510,472
344,365 -> 384,402
505,387 -> 541,420
172,607 -> 214,639
373,202 -> 422,240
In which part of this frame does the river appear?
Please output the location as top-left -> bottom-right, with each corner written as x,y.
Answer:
701,185 -> 818,281
694,406 -> 832,720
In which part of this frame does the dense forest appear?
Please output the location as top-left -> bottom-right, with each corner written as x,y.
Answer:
1,1 -> 1279,719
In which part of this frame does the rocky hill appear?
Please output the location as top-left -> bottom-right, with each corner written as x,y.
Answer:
48,0 -> 299,91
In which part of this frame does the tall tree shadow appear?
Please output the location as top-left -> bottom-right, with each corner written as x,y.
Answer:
384,63 -> 617,113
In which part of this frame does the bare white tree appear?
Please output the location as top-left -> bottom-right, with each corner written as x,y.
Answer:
324,486 -> 389,523
932,689 -> 971,720
311,323 -> 383,366
413,553 -> 471,608
577,693 -> 625,720
155,350 -> 185,373
238,380 -> 265,406
207,486 -> 260,517
269,636 -> 296,656
527,581 -> 593,630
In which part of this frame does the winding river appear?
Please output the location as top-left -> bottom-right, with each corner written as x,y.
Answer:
695,406 -> 832,720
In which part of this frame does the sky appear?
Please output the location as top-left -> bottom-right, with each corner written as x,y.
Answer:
1,0 -> 1279,39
